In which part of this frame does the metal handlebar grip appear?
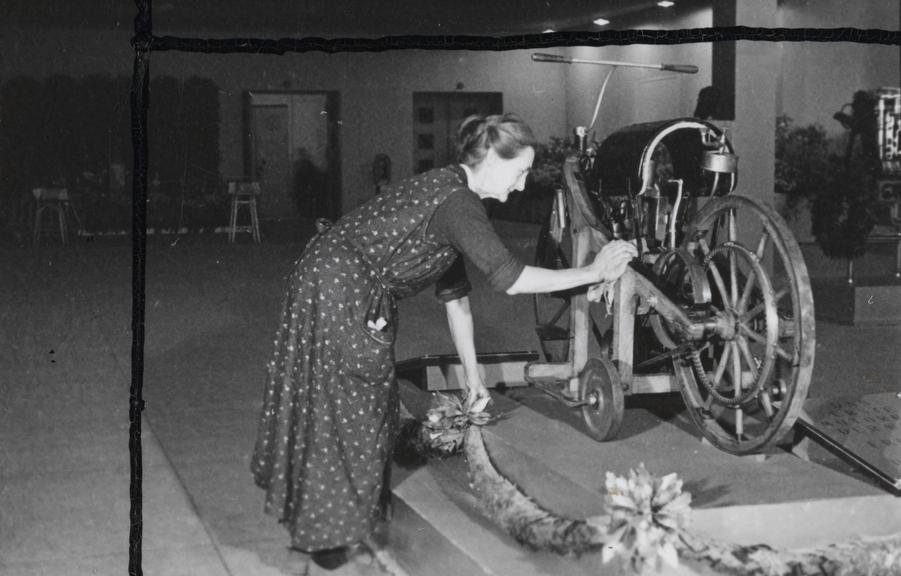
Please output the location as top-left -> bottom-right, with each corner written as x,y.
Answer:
532,53 -> 571,63
660,64 -> 698,74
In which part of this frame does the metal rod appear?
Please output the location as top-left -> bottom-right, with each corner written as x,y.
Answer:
531,53 -> 698,74
531,380 -> 590,408
634,341 -> 699,371
587,66 -> 617,131
668,179 -> 684,249
795,417 -> 901,494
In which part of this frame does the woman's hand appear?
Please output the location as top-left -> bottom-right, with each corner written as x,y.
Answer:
444,296 -> 490,413
464,378 -> 491,414
589,240 -> 638,284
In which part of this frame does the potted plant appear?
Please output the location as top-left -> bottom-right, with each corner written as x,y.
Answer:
775,113 -> 880,264
776,94 -> 900,325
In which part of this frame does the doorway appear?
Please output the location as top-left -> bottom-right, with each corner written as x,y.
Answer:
244,91 -> 340,220
412,92 -> 503,173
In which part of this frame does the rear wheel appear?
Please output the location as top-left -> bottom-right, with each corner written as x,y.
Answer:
674,195 -> 815,454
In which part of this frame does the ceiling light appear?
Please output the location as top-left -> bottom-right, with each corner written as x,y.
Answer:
657,1 -> 675,6
542,28 -> 555,33
593,17 -> 610,26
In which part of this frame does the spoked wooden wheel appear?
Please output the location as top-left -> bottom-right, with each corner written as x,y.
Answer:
676,195 -> 815,454
579,357 -> 625,441
533,220 -> 607,362
533,219 -> 576,362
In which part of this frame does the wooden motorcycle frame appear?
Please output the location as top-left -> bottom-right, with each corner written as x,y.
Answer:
524,55 -> 816,456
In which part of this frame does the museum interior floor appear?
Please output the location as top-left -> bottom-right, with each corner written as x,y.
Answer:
1,218 -> 899,575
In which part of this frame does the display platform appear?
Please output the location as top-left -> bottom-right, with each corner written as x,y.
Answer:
812,276 -> 901,325
391,381 -> 901,576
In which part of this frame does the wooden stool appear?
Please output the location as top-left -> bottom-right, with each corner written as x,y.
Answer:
227,181 -> 261,243
32,187 -> 70,246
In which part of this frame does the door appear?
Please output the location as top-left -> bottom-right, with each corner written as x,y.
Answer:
289,93 -> 331,218
251,104 -> 292,217
247,92 -> 340,219
413,92 -> 503,173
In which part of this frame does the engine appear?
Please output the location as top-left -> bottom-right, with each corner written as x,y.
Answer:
575,118 -> 738,255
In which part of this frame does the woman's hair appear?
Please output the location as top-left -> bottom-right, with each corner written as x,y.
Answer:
456,113 -> 537,167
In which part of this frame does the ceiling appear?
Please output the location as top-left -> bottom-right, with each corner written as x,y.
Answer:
10,0 -> 711,37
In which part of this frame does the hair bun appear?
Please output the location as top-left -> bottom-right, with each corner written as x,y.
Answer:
457,114 -> 486,143
455,113 -> 536,167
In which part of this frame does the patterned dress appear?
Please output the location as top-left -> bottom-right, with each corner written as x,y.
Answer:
251,165 -> 513,552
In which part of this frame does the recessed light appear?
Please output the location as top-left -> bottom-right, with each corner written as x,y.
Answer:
657,1 -> 675,6
593,17 -> 610,26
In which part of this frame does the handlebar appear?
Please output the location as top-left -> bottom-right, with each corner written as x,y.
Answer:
532,53 -> 697,74
660,64 -> 698,74
531,53 -> 571,64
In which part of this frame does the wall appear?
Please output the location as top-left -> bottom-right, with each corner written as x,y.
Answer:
2,1 -> 897,216
0,28 -> 567,215
169,49 -> 566,212
777,0 -> 900,135
727,0 -> 781,208
0,27 -> 133,79
559,0 -> 899,218
563,7 -> 714,143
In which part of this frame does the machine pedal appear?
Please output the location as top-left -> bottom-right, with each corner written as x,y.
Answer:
532,379 -> 587,408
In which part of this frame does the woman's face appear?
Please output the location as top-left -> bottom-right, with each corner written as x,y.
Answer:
477,146 -> 535,203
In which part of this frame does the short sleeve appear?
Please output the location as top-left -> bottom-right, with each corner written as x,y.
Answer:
434,255 -> 472,302
428,189 -> 525,292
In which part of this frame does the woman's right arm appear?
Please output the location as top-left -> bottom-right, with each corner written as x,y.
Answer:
505,239 -> 637,295
429,189 -> 636,297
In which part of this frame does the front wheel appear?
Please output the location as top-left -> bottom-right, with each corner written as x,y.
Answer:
579,357 -> 625,442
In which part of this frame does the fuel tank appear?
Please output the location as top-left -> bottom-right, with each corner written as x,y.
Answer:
591,118 -> 735,198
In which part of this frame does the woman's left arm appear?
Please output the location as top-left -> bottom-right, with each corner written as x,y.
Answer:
444,296 -> 490,411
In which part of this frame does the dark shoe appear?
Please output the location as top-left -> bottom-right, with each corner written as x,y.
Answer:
310,546 -> 350,570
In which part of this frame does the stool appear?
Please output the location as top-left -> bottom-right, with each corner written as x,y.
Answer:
32,187 -> 71,246
227,181 -> 261,243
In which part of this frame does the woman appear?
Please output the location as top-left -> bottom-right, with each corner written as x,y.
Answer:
251,113 -> 636,570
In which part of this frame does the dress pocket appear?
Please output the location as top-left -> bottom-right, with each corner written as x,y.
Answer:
359,288 -> 396,346
344,317 -> 395,382
359,317 -> 394,346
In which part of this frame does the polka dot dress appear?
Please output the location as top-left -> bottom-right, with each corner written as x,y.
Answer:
251,165 -> 469,552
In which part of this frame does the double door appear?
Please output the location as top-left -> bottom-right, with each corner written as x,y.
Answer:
413,92 -> 503,174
